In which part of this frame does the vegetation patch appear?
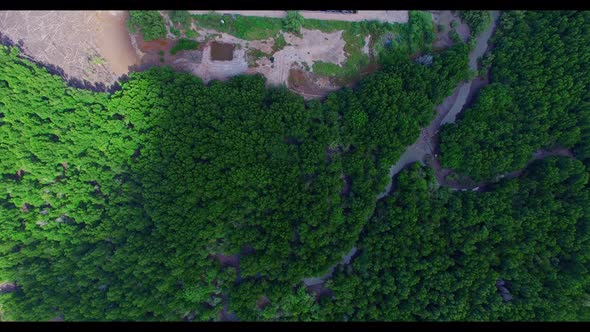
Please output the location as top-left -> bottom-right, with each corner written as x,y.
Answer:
440,11 -> 590,180
272,33 -> 287,53
127,10 -> 167,41
246,48 -> 267,66
312,61 -> 342,77
90,56 -> 105,65
191,12 -> 284,40
283,11 -> 305,34
170,39 -> 200,55
459,10 -> 492,36
0,42 -> 470,321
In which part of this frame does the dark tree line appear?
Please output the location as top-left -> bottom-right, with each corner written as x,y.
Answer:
0,42 -> 469,320
440,11 -> 590,181
2,11 -> 589,321
318,158 -> 590,321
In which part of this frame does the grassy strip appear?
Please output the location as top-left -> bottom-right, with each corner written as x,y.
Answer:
170,39 -> 200,55
312,61 -> 343,76
191,12 -> 283,40
272,33 -> 287,53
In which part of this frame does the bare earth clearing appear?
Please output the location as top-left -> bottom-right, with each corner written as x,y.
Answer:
166,27 -> 347,91
0,11 -> 140,87
0,10 -> 405,96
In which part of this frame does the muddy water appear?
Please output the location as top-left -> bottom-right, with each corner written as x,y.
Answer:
95,11 -> 140,76
377,11 -> 501,199
210,42 -> 235,61
441,11 -> 500,126
302,247 -> 358,286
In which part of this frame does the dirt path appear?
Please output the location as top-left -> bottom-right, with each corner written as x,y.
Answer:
189,10 -> 408,23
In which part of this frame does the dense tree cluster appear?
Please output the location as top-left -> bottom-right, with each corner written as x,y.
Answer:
2,11 -> 589,322
318,159 -> 590,321
459,11 -> 492,36
0,41 -> 469,320
440,11 -> 590,181
283,11 -> 305,34
127,10 -> 167,41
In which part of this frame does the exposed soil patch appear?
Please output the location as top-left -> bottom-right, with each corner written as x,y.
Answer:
306,283 -> 333,303
50,314 -> 64,321
132,36 -> 178,70
0,11 -> 141,87
213,253 -> 240,268
138,38 -> 175,53
255,295 -> 270,310
219,308 -> 239,321
0,281 -> 16,294
340,175 -> 351,197
288,68 -> 340,99
210,42 -> 235,61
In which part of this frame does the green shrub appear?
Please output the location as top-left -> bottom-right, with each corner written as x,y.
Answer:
185,29 -> 198,39
192,13 -> 283,40
169,10 -> 191,29
127,10 -> 167,41
273,33 -> 286,52
312,61 -> 342,77
459,11 -> 492,36
170,39 -> 200,55
283,11 -> 304,34
450,29 -> 462,43
170,27 -> 180,37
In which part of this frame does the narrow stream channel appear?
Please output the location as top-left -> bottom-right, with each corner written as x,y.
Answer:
300,11 -> 502,288
377,11 -> 501,199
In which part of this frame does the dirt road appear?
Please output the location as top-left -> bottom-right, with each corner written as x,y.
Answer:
188,10 -> 408,23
